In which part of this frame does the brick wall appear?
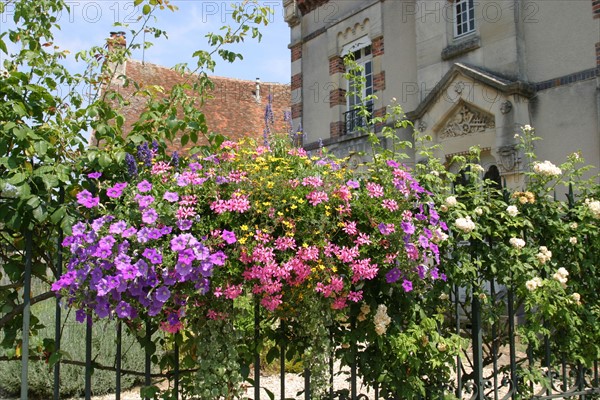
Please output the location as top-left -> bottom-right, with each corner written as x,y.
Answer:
373,36 -> 384,56
329,56 -> 345,75
291,43 -> 302,62
330,121 -> 345,138
291,73 -> 303,91
374,71 -> 386,92
593,0 -> 600,18
329,88 -> 347,107
292,102 -> 303,120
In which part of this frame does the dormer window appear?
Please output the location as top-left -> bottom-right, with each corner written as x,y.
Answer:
454,0 -> 475,37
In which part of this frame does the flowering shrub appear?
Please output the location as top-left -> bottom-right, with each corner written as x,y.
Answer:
414,124 -> 600,397
53,136 -> 450,397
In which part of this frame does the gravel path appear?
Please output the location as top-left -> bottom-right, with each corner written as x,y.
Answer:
73,362 -> 376,400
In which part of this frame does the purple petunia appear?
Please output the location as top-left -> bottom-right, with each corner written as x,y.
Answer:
163,191 -> 179,202
143,248 -> 163,265
346,180 -> 360,189
115,301 -> 133,318
402,279 -> 413,293
142,208 -> 158,224
177,219 -> 193,231
385,267 -> 402,284
401,221 -> 415,235
76,190 -> 100,208
222,230 -> 237,244
137,180 -> 152,193
109,220 -> 128,235
136,194 -> 155,209
88,172 -> 102,179
154,286 -> 171,303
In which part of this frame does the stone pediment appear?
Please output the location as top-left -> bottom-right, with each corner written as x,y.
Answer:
407,63 -> 535,121
440,103 -> 495,139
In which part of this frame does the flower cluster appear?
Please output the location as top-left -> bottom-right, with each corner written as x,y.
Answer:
373,304 -> 391,336
509,237 -> 526,250
584,198 -> 600,219
553,267 -> 569,288
533,160 -> 562,177
454,216 -> 475,233
535,246 -> 552,265
526,277 -> 543,292
54,137 -> 448,330
512,191 -> 535,204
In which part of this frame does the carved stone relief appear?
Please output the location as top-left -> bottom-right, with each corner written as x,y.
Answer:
440,104 -> 495,139
496,145 -> 519,173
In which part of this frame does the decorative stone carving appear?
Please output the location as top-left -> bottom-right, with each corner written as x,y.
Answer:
497,145 -> 518,172
417,120 -> 427,132
454,81 -> 465,94
440,104 -> 495,139
500,100 -> 513,114
347,153 -> 363,169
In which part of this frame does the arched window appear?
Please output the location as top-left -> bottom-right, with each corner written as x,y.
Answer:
483,165 -> 502,190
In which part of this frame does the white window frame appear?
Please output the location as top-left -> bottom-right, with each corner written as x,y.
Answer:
346,46 -> 373,112
454,0 -> 475,38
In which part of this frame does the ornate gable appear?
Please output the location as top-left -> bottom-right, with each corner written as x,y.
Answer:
439,103 -> 495,139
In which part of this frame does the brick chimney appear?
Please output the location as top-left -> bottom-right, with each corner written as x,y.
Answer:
107,31 -> 126,52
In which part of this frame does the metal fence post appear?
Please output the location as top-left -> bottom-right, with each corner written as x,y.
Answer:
116,320 -> 122,400
54,187 -> 64,400
471,291 -> 484,400
254,297 -> 261,400
85,312 -> 93,400
19,231 -> 33,400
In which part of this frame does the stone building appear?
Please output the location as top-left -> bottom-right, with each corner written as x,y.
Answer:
284,0 -> 599,185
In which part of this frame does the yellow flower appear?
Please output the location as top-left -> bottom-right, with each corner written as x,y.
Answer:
239,237 -> 247,245
290,205 -> 298,210
240,225 -> 249,231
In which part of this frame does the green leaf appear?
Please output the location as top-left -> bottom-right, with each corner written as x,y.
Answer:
143,4 -> 151,15
8,172 -> 27,185
180,134 -> 189,147
98,152 -> 111,168
26,195 -> 40,209
266,346 -> 279,364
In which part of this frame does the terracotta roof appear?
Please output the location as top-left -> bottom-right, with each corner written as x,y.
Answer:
107,59 -> 291,153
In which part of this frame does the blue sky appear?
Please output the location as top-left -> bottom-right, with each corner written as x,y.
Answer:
2,1 -> 291,83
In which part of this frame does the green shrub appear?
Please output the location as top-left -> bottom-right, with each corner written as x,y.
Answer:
0,281 -> 148,399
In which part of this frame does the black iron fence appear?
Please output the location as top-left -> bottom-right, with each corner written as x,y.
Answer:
9,188 -> 600,400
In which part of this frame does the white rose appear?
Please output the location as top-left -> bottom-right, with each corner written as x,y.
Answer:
586,200 -> 600,219
474,207 -> 483,216
509,237 -> 526,249
571,293 -> 581,304
455,216 -> 476,233
526,279 -> 538,292
569,237 -> 577,245
506,205 -> 519,217
557,267 -> 569,277
445,196 -> 458,207
533,160 -> 562,177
